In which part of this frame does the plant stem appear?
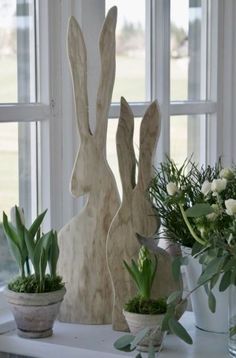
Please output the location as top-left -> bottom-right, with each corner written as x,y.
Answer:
26,258 -> 31,276
175,276 -> 213,316
178,204 -> 206,246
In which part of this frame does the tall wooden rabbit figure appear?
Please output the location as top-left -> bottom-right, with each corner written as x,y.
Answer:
106,97 -> 161,331
58,7 -> 120,324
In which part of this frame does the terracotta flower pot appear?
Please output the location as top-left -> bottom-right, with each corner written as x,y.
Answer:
123,310 -> 166,352
4,287 -> 66,338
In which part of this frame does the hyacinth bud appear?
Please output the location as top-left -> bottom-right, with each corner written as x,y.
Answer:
138,246 -> 149,271
211,178 -> 227,193
166,182 -> 178,196
225,199 -> 236,216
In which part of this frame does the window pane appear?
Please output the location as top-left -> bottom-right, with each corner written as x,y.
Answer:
170,0 -> 207,101
107,117 -> 142,195
0,0 -> 36,103
170,115 -> 205,165
106,1 -> 148,102
0,122 -> 37,285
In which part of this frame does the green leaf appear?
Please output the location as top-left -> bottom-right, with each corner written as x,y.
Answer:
29,209 -> 47,239
24,228 -> 35,265
223,258 -> 236,272
39,248 -> 47,289
192,242 -> 204,256
3,212 -> 21,248
161,312 -> 171,331
185,203 -> 214,218
167,290 -> 182,305
208,291 -> 216,313
210,273 -> 220,290
33,231 -> 52,276
168,317 -> 193,344
15,207 -> 25,249
230,270 -> 236,286
2,212 -> 22,270
150,255 -> 158,289
130,327 -> 150,350
148,344 -> 156,358
113,335 -> 135,352
123,260 -> 139,288
172,257 -> 181,281
198,257 -> 225,286
199,253 -> 208,265
172,256 -> 188,281
230,326 -> 236,337
48,231 -> 59,278
219,271 -> 231,292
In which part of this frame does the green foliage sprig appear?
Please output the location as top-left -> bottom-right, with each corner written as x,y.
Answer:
149,156 -> 222,248
3,206 -> 63,293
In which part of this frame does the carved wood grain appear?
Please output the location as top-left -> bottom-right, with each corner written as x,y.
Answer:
107,98 -> 162,331
58,7 -> 120,324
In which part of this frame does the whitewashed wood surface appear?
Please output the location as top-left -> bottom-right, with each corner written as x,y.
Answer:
58,7 -> 120,324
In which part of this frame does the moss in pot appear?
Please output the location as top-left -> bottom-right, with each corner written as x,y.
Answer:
115,246 -> 167,354
3,206 -> 66,339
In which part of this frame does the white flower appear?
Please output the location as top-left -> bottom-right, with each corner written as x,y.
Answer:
211,178 -> 227,193
206,204 -> 219,221
201,180 -> 211,196
225,199 -> 236,216
219,168 -> 234,180
10,206 -> 25,226
166,182 -> 178,196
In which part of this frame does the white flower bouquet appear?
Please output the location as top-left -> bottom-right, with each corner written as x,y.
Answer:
151,158 -> 236,345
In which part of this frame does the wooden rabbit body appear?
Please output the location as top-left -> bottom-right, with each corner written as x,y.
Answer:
106,97 -> 162,331
58,8 -> 120,324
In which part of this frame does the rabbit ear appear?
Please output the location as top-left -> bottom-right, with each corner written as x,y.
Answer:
67,16 -> 91,137
116,97 -> 136,192
94,6 -> 117,147
136,101 -> 161,190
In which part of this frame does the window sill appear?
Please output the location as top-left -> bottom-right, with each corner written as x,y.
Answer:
0,311 -> 227,357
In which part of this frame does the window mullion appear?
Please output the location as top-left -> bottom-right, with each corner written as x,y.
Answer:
0,104 -> 50,122
152,0 -> 170,163
109,102 -> 151,118
170,101 -> 216,116
207,0 -> 223,165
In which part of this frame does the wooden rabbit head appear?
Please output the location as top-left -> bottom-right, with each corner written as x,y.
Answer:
67,7 -> 117,197
117,97 -> 161,236
107,97 -> 162,331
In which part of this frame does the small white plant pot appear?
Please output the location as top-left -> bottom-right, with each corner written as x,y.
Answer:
4,287 -> 66,338
123,310 -> 166,352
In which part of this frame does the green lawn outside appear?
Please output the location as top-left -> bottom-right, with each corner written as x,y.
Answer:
0,56 -> 17,103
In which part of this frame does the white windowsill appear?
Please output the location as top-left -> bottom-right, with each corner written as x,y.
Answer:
0,310 -> 228,357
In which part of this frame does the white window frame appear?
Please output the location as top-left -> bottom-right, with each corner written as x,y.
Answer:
40,0 -> 235,228
1,0 -> 236,306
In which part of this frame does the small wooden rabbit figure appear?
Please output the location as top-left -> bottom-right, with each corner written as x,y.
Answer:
58,7 -> 120,324
106,97 -> 161,331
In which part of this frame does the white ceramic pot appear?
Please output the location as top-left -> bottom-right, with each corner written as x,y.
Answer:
4,287 -> 66,338
123,310 -> 165,352
182,247 -> 229,333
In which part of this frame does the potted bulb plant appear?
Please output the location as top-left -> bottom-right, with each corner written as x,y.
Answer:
115,245 -> 167,353
3,206 -> 66,338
